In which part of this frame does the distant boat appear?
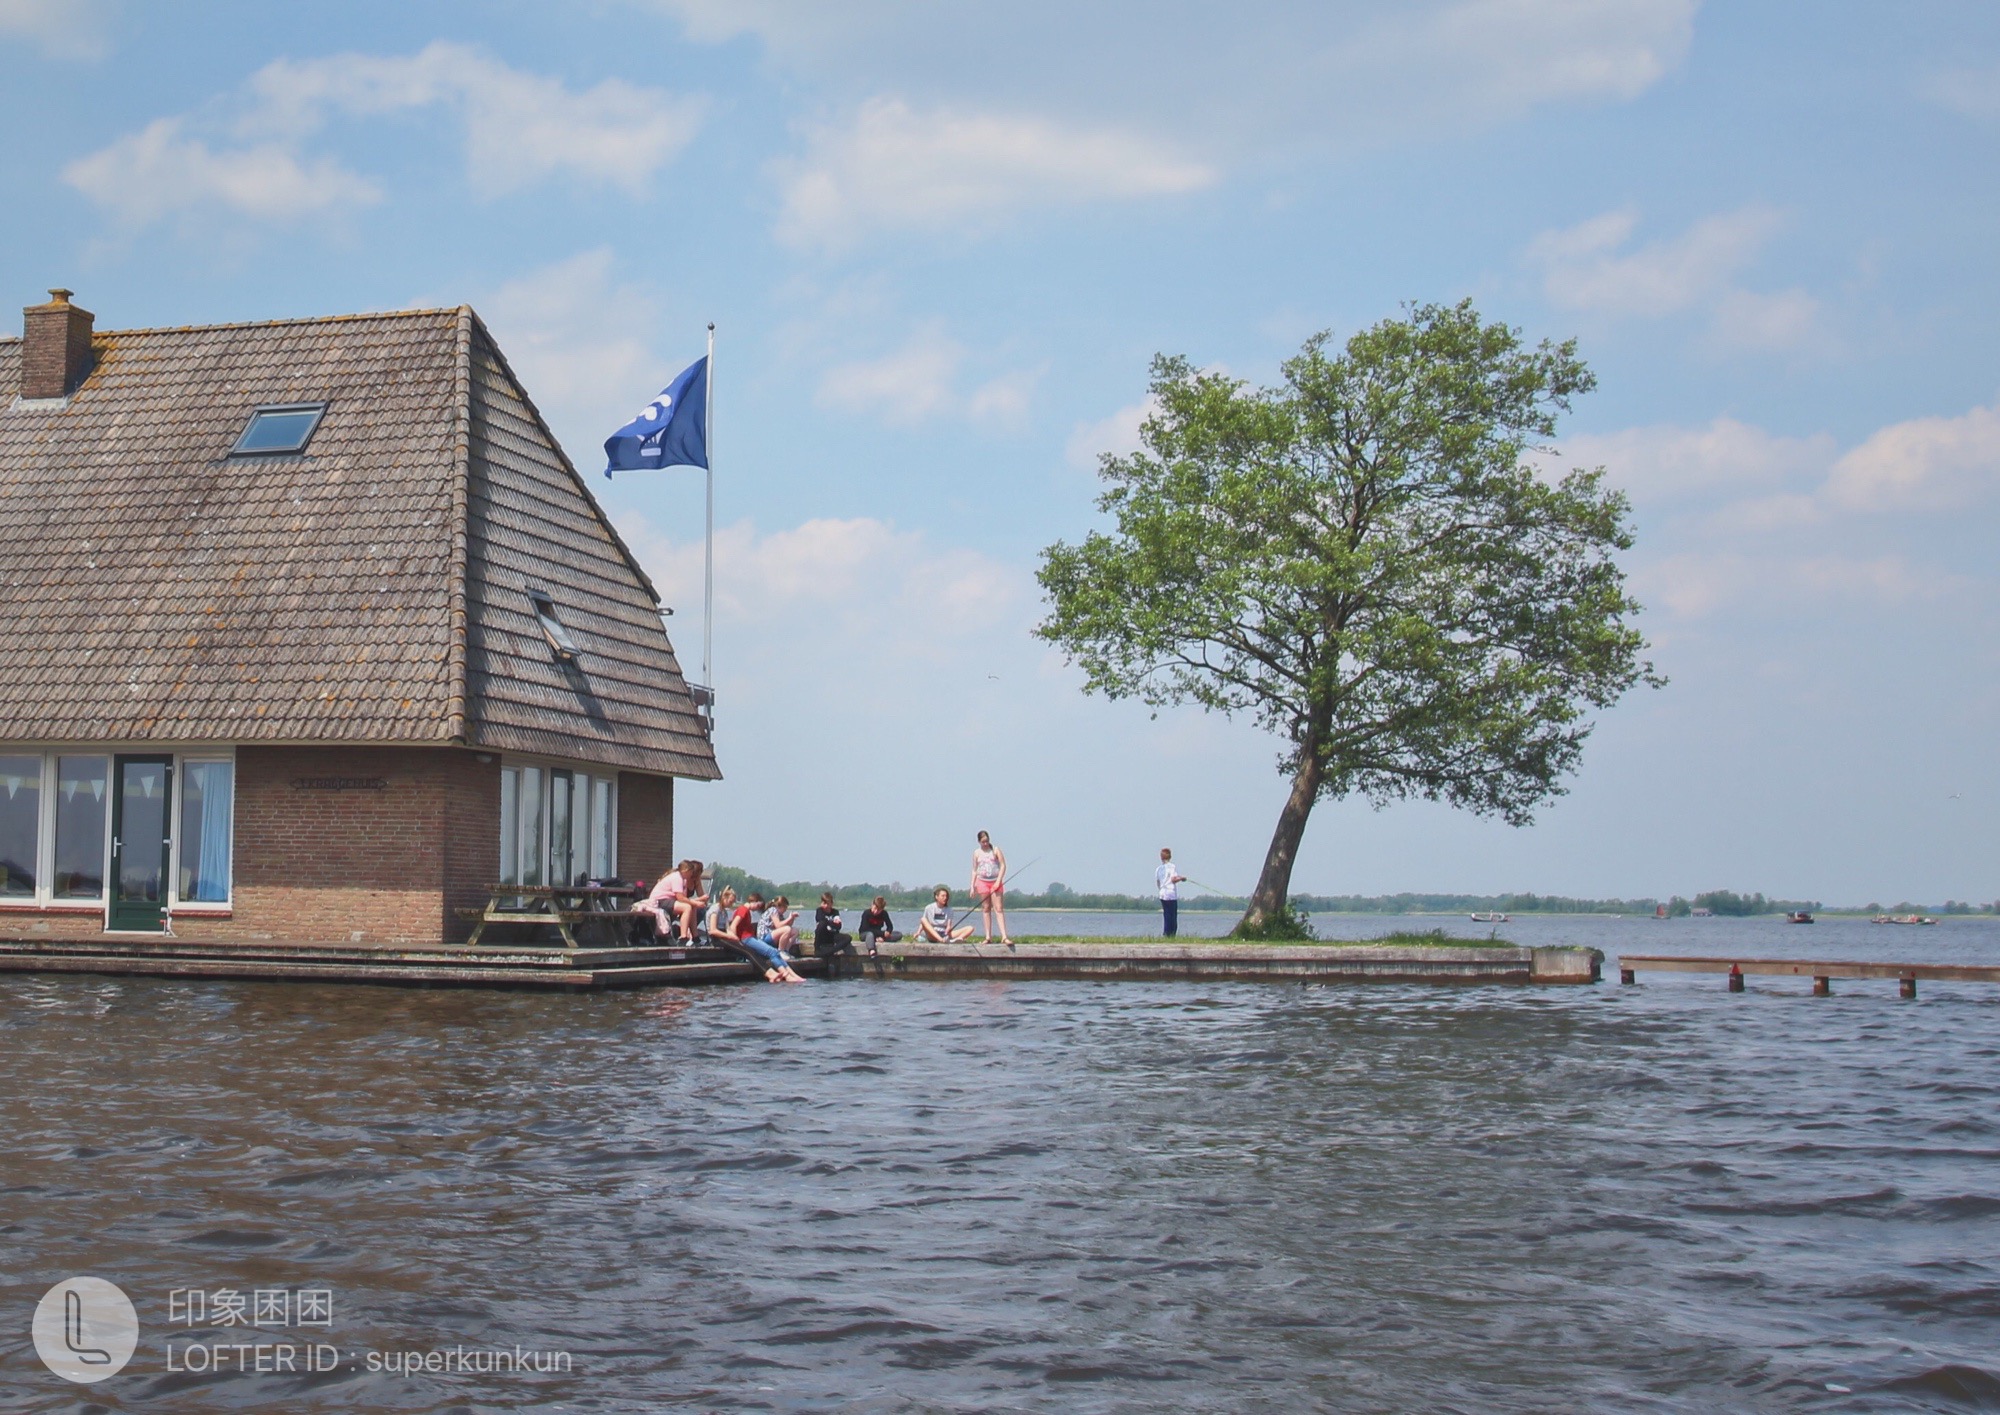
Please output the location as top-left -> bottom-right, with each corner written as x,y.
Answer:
1872,914 -> 1939,926
1469,912 -> 1510,924
1690,907 -> 1714,918
1785,911 -> 1815,924
1655,904 -> 1668,919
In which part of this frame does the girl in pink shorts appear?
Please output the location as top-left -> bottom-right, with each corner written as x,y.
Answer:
970,830 -> 1011,948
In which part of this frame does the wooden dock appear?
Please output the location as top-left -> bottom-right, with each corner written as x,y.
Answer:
0,936 -> 825,990
1617,955 -> 2000,998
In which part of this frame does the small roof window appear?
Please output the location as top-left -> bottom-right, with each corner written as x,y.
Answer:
231,402 -> 327,456
529,591 -> 581,661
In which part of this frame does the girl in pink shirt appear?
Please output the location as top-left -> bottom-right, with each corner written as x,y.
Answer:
635,859 -> 705,941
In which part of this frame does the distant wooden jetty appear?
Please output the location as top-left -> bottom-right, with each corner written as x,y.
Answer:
1618,954 -> 2000,999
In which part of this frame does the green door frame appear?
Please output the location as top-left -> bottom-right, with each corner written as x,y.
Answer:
109,754 -> 174,933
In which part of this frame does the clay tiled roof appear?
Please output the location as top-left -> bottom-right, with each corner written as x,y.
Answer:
0,307 -> 717,779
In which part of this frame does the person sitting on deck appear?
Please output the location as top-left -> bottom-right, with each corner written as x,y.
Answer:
719,888 -> 806,983
633,858 -> 706,942
813,892 -> 854,960
917,887 -> 975,944
858,897 -> 900,945
761,895 -> 800,952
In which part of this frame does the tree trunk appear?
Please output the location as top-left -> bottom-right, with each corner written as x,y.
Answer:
1238,751 -> 1325,933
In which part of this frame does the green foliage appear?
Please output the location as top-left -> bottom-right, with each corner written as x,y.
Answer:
1363,928 -> 1511,949
1036,301 -> 1659,930
1690,889 -> 1821,916
1229,904 -> 1317,941
703,870 -> 1844,918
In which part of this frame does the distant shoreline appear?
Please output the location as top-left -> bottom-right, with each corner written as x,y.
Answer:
707,867 -> 1996,921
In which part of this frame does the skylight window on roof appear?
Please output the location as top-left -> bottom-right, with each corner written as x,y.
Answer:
231,403 -> 327,456
530,592 -> 581,661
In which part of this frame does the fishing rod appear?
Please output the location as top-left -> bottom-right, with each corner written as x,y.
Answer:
1181,876 -> 1237,898
854,853 -> 1049,973
952,851 -> 1048,939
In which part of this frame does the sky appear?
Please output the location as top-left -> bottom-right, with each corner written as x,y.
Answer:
2,0 -> 1995,905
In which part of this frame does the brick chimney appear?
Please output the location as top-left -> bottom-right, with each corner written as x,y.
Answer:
21,288 -> 95,400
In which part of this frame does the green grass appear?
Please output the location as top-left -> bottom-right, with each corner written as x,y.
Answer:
1007,929 -> 1525,950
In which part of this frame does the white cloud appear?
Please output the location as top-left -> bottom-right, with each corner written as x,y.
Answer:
1342,0 -> 1695,122
645,0 -> 894,53
967,365 -> 1045,426
1064,397 -> 1157,472
1526,204 -> 1819,349
651,0 -> 1692,154
1824,399 -> 2000,512
246,42 -> 705,195
628,514 -> 1025,668
475,249 -> 665,457
774,96 -> 1215,251
0,0 -> 109,58
1556,396 -> 2000,619
1925,61 -> 2000,121
1710,288 -> 1820,352
1530,205 -> 1776,316
64,42 -> 703,227
1543,416 -> 1835,503
1556,397 -> 2000,534
816,325 -> 965,425
1637,551 -> 1960,622
62,117 -> 382,225
815,323 -> 1041,427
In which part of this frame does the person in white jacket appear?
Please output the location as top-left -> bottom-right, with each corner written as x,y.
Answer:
1156,847 -> 1188,937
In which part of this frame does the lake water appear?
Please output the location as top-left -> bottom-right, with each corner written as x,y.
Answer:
1013,907 -> 2000,962
5,914 -> 1999,1411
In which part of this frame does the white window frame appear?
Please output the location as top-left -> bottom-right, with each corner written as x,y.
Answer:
0,746 -> 235,914
497,756 -> 617,895
0,752 -> 50,906
169,753 -> 236,913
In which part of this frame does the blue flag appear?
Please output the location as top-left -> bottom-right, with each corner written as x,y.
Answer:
604,356 -> 708,477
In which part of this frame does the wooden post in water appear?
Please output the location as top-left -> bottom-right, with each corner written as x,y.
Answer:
1620,966 -> 1636,985
1812,975 -> 1831,996
1728,964 -> 1744,993
1900,975 -> 1917,1000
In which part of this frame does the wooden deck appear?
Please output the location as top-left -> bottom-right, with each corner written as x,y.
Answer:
0,936 -> 1607,989
1616,954 -> 2000,997
0,936 -> 825,990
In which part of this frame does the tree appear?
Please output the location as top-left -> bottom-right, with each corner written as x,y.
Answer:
1036,302 -> 1659,936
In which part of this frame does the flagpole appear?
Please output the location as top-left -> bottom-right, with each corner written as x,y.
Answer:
702,322 -> 715,733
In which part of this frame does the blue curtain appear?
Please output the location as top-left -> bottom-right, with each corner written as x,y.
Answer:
190,761 -> 234,902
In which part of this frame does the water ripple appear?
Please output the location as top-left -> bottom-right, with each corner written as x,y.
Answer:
3,956 -> 1999,1410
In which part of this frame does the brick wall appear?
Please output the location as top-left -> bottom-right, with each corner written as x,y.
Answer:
0,745 -> 502,946
21,293 -> 94,399
617,771 -> 673,886
441,750 -> 500,943
228,745 -> 451,943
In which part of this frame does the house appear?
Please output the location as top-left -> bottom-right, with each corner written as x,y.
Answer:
0,289 -> 716,946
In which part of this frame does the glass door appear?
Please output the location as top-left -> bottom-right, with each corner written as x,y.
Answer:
548,770 -> 575,891
109,756 -> 173,932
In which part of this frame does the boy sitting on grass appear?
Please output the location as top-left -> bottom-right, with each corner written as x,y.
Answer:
917,886 -> 976,944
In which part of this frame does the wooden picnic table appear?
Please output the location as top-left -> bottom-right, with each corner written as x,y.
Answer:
463,884 -> 638,949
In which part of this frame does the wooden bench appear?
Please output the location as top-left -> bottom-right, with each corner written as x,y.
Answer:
464,885 -> 638,949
